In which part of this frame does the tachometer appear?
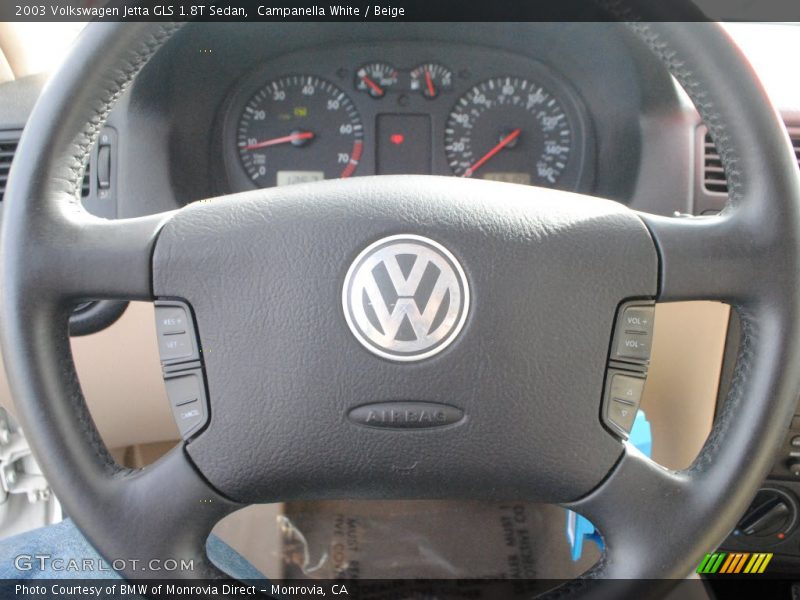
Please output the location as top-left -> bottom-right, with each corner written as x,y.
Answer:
445,76 -> 573,187
237,75 -> 363,188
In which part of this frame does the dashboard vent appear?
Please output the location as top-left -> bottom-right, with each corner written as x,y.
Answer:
704,128 -> 800,195
703,132 -> 728,195
793,131 -> 800,172
0,131 -> 21,202
0,131 -> 91,202
81,164 -> 91,198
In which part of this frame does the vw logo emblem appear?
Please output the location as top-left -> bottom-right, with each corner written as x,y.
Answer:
343,235 -> 470,362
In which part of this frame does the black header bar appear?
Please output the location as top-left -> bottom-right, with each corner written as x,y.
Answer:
3,0 -> 800,22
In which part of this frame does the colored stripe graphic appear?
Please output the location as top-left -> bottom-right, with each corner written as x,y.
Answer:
719,553 -> 736,574
744,554 -> 760,574
698,552 -> 773,574
696,554 -> 714,574
733,553 -> 749,573
756,553 -> 773,573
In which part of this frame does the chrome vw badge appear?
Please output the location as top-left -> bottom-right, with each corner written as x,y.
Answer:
343,235 -> 470,362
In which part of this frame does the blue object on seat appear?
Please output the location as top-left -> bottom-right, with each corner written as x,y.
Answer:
565,410 -> 652,562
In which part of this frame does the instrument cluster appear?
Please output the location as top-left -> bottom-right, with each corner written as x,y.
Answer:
223,43 -> 595,193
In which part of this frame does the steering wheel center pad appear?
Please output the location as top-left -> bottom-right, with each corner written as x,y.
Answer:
153,177 -> 657,503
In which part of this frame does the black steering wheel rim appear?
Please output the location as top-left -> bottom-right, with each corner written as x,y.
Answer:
2,11 -> 800,598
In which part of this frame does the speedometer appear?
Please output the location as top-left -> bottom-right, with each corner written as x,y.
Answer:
445,76 -> 573,187
237,75 -> 363,188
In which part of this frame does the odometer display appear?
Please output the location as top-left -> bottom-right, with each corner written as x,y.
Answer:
445,76 -> 573,187
237,75 -> 363,188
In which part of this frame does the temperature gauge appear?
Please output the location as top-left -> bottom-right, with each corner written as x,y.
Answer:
410,63 -> 453,99
354,62 -> 399,98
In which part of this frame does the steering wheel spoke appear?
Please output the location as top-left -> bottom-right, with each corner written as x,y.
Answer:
566,449 -> 691,580
638,211 -> 772,304
23,210 -> 174,304
79,447 -> 241,579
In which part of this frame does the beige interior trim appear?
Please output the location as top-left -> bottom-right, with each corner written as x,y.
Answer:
0,23 -> 88,80
0,23 -> 25,79
0,302 -> 178,450
0,49 -> 14,85
70,302 -> 179,448
0,301 -> 728,467
641,301 -> 730,470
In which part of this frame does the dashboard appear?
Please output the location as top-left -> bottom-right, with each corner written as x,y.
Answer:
125,22 -> 686,216
221,43 -> 594,193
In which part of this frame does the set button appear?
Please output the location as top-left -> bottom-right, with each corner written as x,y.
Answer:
155,302 -> 198,364
157,333 -> 194,363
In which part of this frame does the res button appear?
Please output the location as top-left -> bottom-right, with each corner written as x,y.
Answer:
156,306 -> 189,335
154,301 -> 199,364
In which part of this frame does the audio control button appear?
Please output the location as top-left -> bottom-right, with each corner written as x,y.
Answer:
612,302 -> 655,364
603,371 -> 646,437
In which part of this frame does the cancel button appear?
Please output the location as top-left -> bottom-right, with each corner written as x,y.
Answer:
348,402 -> 465,430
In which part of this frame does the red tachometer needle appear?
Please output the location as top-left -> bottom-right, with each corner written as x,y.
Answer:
361,75 -> 384,96
243,131 -> 315,151
425,70 -> 436,97
463,128 -> 522,178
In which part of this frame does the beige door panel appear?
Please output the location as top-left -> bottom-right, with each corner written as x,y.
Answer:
641,301 -> 729,470
0,302 -> 178,450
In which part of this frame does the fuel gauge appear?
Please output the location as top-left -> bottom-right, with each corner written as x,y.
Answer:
410,63 -> 454,99
354,62 -> 399,98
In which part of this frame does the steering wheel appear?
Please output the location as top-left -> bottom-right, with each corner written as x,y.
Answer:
2,9 -> 800,599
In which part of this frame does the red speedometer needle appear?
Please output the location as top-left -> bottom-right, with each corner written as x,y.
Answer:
243,131 -> 315,151
361,75 -> 384,96
425,70 -> 436,97
463,128 -> 522,178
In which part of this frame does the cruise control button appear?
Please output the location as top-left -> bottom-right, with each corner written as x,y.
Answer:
164,370 -> 208,438
154,300 -> 199,364
174,400 -> 204,436
158,332 -> 194,363
155,305 -> 189,335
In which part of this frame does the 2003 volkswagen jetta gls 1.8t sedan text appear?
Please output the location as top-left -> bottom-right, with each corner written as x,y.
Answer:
0,2 -> 798,599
